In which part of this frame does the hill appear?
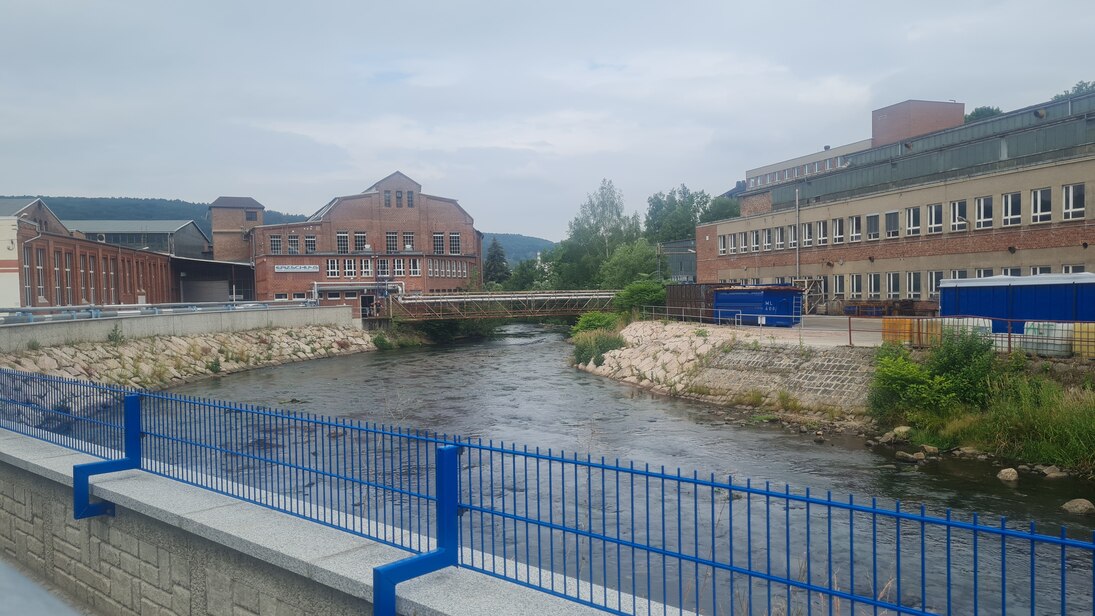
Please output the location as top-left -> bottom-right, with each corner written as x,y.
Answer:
8,196 -> 307,236
482,233 -> 555,265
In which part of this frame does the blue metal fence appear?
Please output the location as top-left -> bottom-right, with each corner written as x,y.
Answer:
2,368 -> 1094,615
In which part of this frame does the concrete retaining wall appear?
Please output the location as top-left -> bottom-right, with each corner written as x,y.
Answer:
0,306 -> 357,354
0,431 -> 599,616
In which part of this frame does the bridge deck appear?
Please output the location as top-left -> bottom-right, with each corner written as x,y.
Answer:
387,290 -> 616,321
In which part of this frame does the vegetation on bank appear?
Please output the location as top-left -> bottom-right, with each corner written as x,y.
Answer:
868,331 -> 1095,472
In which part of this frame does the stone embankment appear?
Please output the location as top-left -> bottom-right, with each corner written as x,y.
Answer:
579,321 -> 876,432
0,325 -> 376,390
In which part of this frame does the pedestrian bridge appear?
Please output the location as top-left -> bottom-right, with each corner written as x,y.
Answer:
386,290 -> 617,321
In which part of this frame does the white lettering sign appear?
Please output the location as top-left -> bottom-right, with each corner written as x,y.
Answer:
274,264 -> 320,273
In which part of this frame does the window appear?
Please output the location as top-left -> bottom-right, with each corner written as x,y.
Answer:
866,214 -> 880,240
293,292 -> 306,300
245,210 -> 257,221
787,225 -> 797,248
78,254 -> 87,303
87,256 -> 95,304
449,233 -> 461,255
337,231 -> 349,254
816,220 -> 828,246
1001,267 -> 1020,276
927,204 -> 943,234
976,268 -> 994,278
354,232 -> 368,252
832,218 -> 844,244
305,235 -> 317,254
361,258 -> 372,277
403,232 -> 415,251
384,190 -> 391,207
344,258 -> 356,277
22,247 -> 31,305
832,274 -> 845,299
1002,192 -> 1021,226
377,259 -> 389,277
1031,188 -> 1051,223
867,273 -> 881,299
1031,266 -> 1051,275
410,258 -> 421,276
1064,183 -> 1085,220
763,228 -> 772,251
326,259 -> 339,277
905,207 -> 920,236
801,223 -> 812,247
718,235 -> 727,255
929,271 -> 944,298
885,211 -> 899,238
850,274 -> 863,299
386,232 -> 399,253
950,269 -> 968,280
727,234 -> 737,254
1064,264 -> 1086,273
394,258 -> 405,276
886,272 -> 900,299
269,235 -> 282,255
274,293 -> 288,300
950,200 -> 968,231
433,233 -> 445,255
396,190 -> 403,208
906,272 -> 921,299
751,230 -> 761,252
849,216 -> 862,242
345,291 -> 358,299
974,196 -> 993,229
775,227 -> 784,250
287,235 -> 299,255
407,191 -> 415,208
327,291 -> 341,300
738,232 -> 748,253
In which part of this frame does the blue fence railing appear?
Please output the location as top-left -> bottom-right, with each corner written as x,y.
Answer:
2,368 -> 1094,615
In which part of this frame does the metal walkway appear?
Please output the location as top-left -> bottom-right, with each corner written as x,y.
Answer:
387,290 -> 616,321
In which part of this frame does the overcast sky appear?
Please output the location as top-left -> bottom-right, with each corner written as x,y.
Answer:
2,1 -> 1090,241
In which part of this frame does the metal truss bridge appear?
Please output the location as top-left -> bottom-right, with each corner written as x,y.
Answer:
387,290 -> 617,321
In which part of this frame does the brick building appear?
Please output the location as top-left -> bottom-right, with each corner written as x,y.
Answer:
697,95 -> 1094,313
1,198 -> 174,308
212,172 -> 483,317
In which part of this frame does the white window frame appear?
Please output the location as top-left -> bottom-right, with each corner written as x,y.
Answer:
950,269 -> 968,280
774,227 -> 784,250
718,235 -> 727,255
975,268 -> 993,278
850,274 -> 863,299
751,230 -> 761,252
866,214 -> 880,241
929,271 -> 944,299
1001,267 -> 1020,276
801,223 -> 813,247
1030,266 -> 1051,276
849,216 -> 862,242
344,258 -> 356,278
274,293 -> 288,301
867,273 -> 881,299
905,207 -> 920,236
410,258 -> 421,276
906,271 -> 921,299
1063,183 -> 1085,220
832,218 -> 844,244
1031,188 -> 1051,223
326,259 -> 339,278
763,228 -> 772,251
787,225 -> 798,248
816,220 -> 828,246
727,234 -> 737,254
884,211 -> 899,238
832,274 -> 845,299
974,196 -> 993,229
950,200 -> 967,231
1002,192 -> 1021,226
1063,264 -> 1086,273
886,272 -> 900,299
927,204 -> 943,234
361,258 -> 372,277
394,258 -> 406,276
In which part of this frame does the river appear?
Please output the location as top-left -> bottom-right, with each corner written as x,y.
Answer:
166,323 -> 1093,614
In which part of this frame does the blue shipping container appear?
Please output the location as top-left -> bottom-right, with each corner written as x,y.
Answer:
939,273 -> 1095,333
713,286 -> 802,327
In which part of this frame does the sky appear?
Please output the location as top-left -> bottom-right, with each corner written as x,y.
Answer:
1,1 -> 1091,241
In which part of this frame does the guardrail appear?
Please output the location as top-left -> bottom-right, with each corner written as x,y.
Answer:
0,300 -> 318,326
849,315 -> 1095,358
2,368 -> 1094,614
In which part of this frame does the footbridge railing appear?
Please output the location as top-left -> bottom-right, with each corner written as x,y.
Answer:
389,290 -> 617,321
2,368 -> 1094,615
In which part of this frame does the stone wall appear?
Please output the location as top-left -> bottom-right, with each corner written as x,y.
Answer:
582,321 -> 875,417
0,325 -> 376,390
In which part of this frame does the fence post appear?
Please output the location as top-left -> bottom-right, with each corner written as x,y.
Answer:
848,316 -> 853,347
373,444 -> 461,616
73,393 -> 142,519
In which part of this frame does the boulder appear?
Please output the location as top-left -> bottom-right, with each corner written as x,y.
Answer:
1044,471 -> 1069,480
892,426 -> 913,440
895,451 -> 918,463
878,432 -> 895,445
1061,499 -> 1095,515
1041,465 -> 1061,476
920,445 -> 939,455
996,468 -> 1019,482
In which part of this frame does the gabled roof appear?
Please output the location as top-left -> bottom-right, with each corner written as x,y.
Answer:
364,171 -> 420,192
62,219 -> 211,242
210,196 -> 265,209
0,197 -> 43,217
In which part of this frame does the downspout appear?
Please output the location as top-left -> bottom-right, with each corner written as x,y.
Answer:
20,220 -> 42,307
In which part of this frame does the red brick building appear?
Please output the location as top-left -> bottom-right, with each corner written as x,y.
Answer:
212,172 -> 483,317
1,198 -> 174,308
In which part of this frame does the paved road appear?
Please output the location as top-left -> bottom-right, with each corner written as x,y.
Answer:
0,557 -> 88,616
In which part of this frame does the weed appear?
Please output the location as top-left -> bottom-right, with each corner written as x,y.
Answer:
206,357 -> 222,374
572,330 -> 626,366
776,390 -> 802,412
373,333 -> 396,350
107,323 -> 124,346
694,328 -> 709,338
26,339 -> 40,352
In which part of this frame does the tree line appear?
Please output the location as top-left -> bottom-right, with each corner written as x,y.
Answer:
483,179 -> 739,291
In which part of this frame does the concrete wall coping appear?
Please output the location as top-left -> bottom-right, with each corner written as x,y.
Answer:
0,430 -> 605,616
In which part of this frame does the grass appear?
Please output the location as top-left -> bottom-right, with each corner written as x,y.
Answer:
572,330 -> 626,366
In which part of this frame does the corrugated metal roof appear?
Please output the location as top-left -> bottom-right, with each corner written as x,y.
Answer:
940,273 -> 1095,288
0,197 -> 39,216
62,219 -> 197,234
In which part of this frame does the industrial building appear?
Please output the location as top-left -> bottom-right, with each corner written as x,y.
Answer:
696,95 -> 1094,314
212,172 -> 483,317
62,219 -> 212,259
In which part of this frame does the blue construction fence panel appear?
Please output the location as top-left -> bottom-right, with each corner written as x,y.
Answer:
940,275 -> 1095,333
713,286 -> 802,327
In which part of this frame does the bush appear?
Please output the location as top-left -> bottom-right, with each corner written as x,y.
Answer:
572,330 -> 626,366
925,329 -> 996,408
372,332 -> 396,350
571,311 -> 619,336
613,280 -> 666,314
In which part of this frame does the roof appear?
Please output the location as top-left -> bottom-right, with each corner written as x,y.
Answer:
940,273 -> 1095,288
0,197 -> 41,216
62,219 -> 198,234
364,171 -> 419,192
209,196 -> 265,209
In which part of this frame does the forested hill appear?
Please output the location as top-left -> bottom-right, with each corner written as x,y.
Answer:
8,196 -> 307,236
482,232 -> 554,264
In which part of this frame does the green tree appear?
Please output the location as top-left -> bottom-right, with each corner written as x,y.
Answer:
698,195 -> 741,224
598,238 -> 658,289
612,280 -> 666,313
483,237 -> 511,284
552,179 -> 641,289
964,106 -> 1002,123
643,185 -> 710,244
1052,80 -> 1095,101
503,256 -> 554,291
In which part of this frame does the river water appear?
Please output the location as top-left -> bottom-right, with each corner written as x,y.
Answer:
167,323 -> 1093,614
